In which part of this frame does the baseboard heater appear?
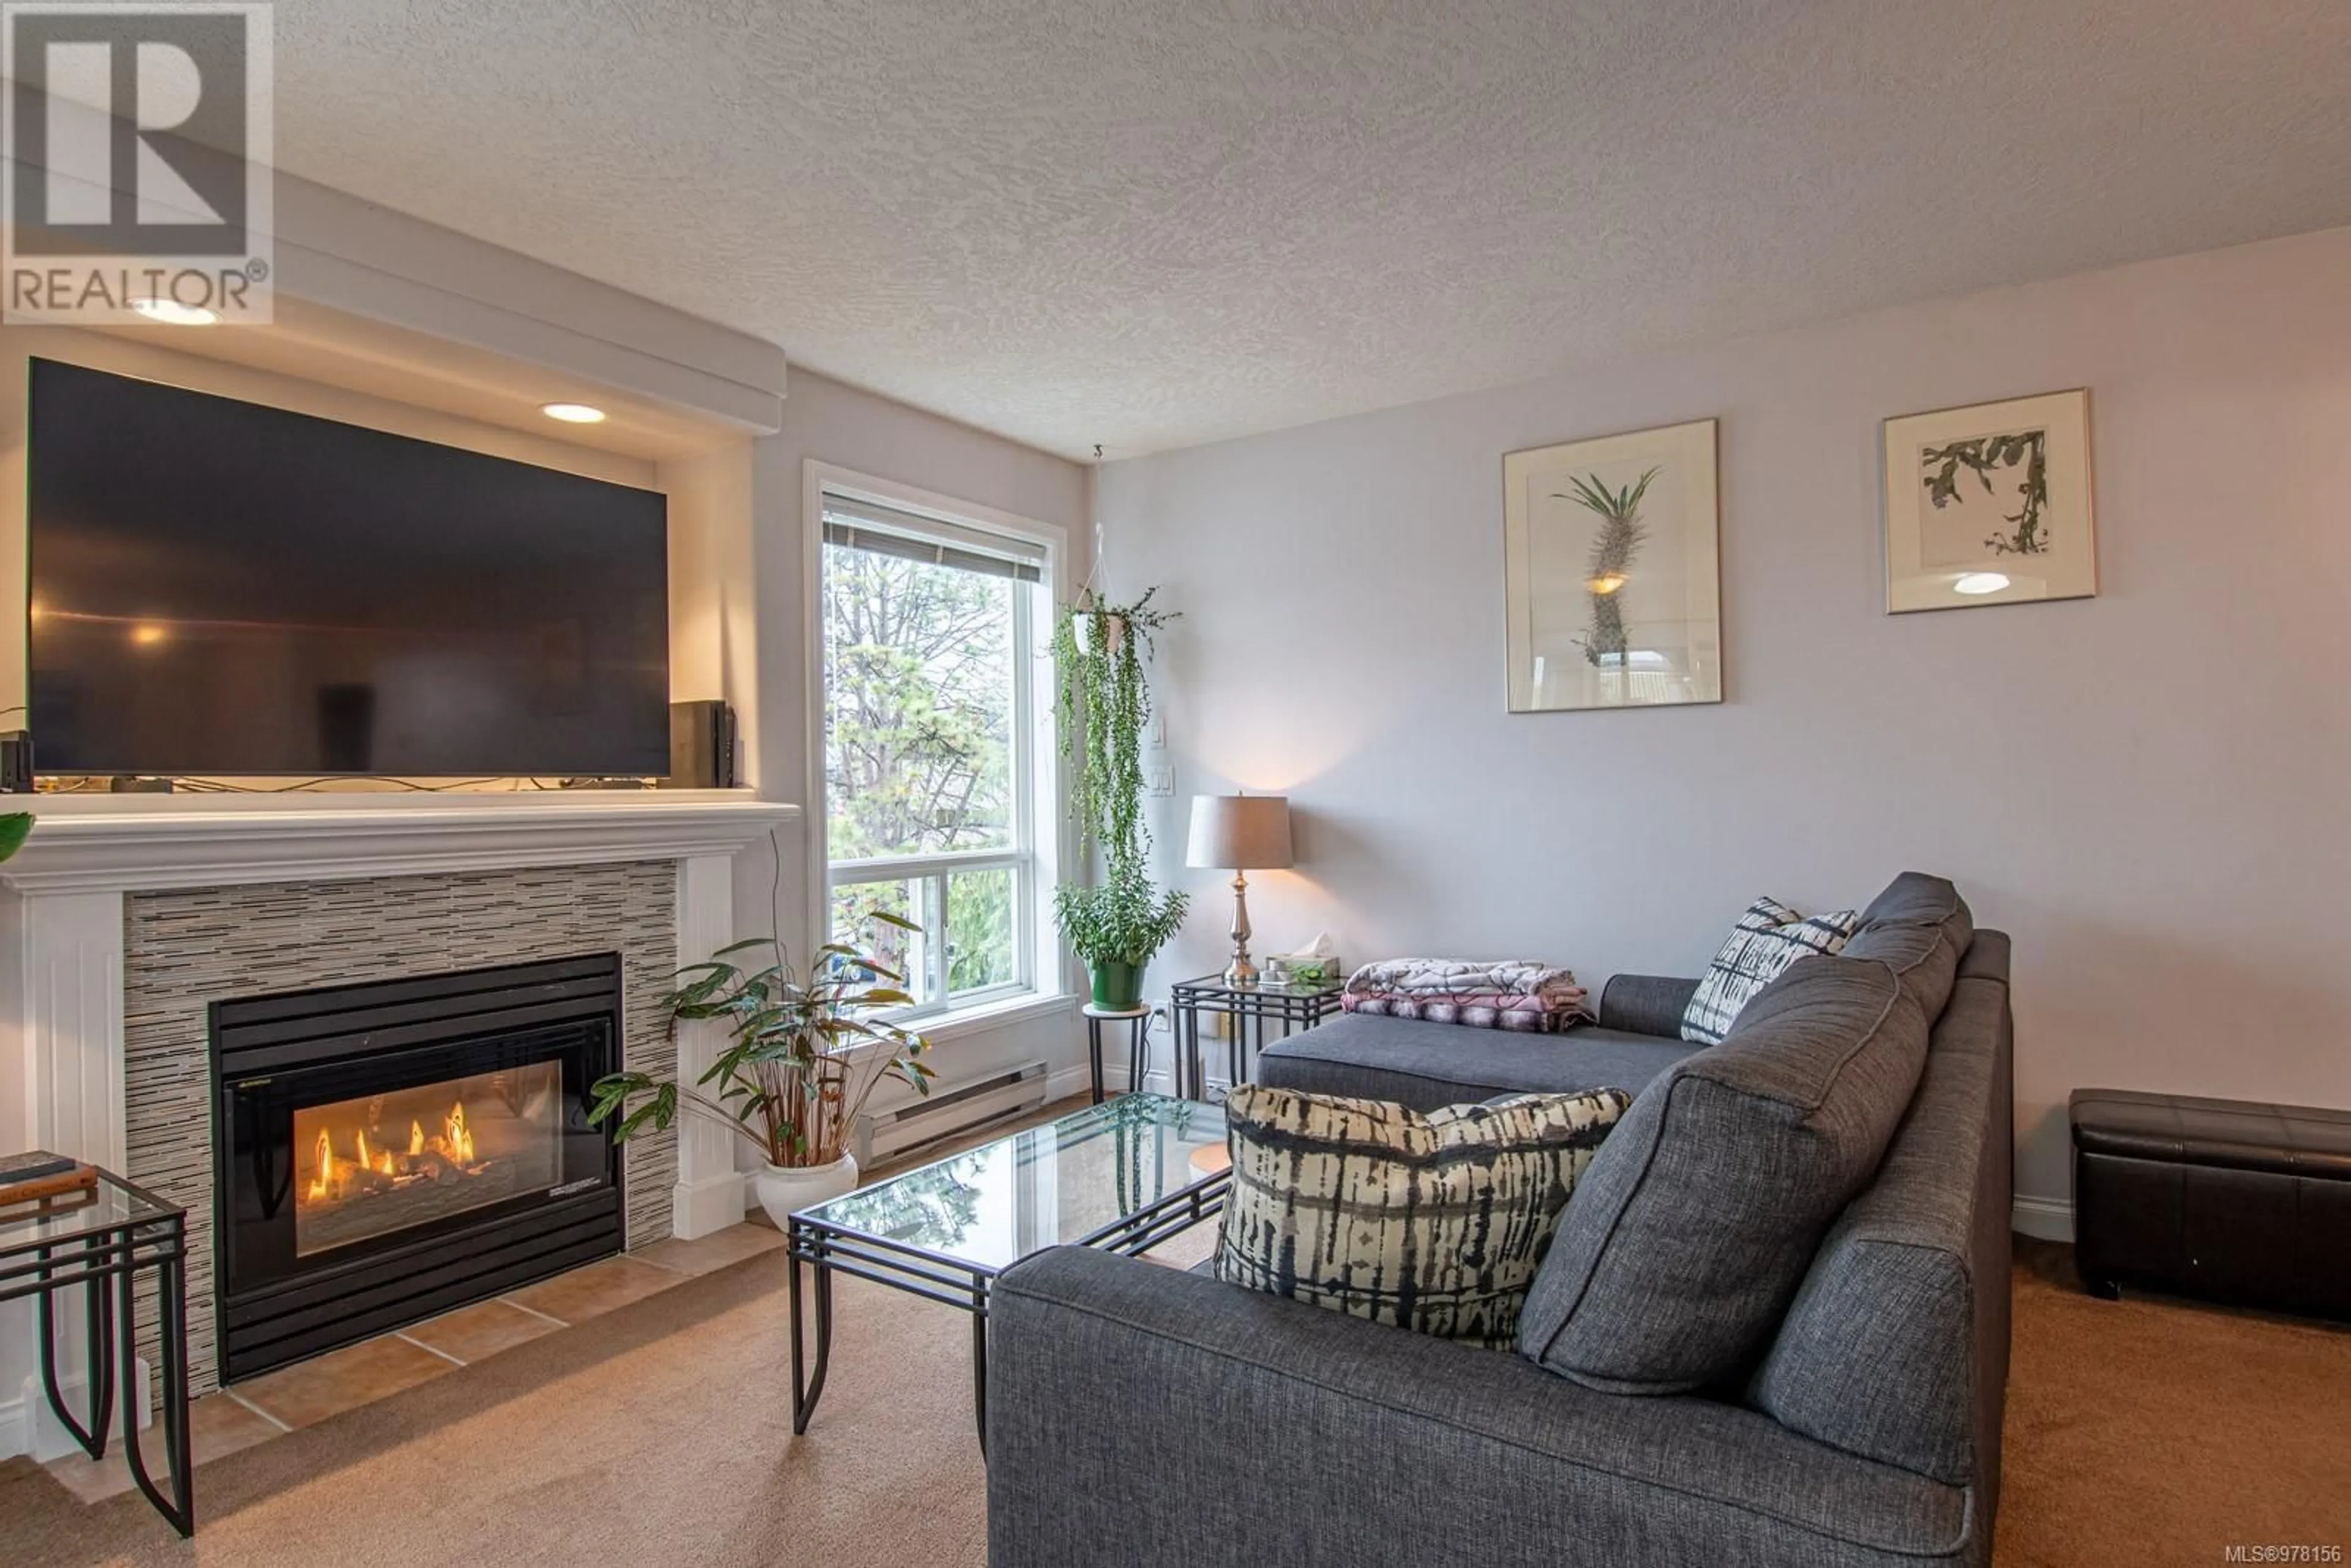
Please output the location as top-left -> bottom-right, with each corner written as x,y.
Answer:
857,1059 -> 1050,1163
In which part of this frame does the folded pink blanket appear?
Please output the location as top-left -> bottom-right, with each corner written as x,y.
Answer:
1341,960 -> 1590,1033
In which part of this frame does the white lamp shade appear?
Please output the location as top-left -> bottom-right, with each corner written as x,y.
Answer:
1185,794 -> 1292,871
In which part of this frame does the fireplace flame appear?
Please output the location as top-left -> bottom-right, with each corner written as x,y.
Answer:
444,1102 -> 475,1166
355,1128 -> 396,1177
299,1098 -> 489,1212
307,1127 -> 334,1200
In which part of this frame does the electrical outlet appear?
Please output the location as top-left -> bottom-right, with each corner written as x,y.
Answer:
1144,764 -> 1174,797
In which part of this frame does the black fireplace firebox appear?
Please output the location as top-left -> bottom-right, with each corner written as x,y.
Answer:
211,953 -> 627,1381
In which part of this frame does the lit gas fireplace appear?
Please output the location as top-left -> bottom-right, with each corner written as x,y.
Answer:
291,1065 -> 563,1258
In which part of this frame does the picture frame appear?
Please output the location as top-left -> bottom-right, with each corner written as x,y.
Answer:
1502,418 -> 1721,713
1882,389 -> 2096,613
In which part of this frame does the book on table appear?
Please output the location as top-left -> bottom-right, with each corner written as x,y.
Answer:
0,1150 -> 99,1210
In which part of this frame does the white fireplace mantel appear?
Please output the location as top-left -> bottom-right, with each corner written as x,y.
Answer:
0,790 -> 798,893
1,790 -> 798,1223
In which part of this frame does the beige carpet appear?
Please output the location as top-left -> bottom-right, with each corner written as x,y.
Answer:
2,1251 -> 988,1567
5,1241 -> 2347,1566
1993,1242 -> 2351,1564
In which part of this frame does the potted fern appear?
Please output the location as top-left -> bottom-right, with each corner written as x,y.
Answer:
1052,587 -> 1186,1011
589,915 -> 933,1225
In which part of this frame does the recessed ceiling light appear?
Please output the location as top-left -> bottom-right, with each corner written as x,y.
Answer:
131,623 -> 168,646
1953,572 -> 2011,596
130,298 -> 217,326
541,402 -> 607,424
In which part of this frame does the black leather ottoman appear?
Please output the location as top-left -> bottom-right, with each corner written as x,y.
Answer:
2071,1088 -> 2351,1319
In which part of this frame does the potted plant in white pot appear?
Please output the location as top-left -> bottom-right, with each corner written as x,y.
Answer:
589,916 -> 933,1226
1052,587 -> 1186,1011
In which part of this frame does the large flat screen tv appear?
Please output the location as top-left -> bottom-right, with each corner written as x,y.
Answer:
27,359 -> 670,779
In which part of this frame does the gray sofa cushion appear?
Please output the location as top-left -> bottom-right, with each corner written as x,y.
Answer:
1744,965 -> 2009,1484
990,1245 -> 1978,1567
1842,873 -> 1975,1023
1517,955 -> 1932,1395
1256,1013 -> 1695,1111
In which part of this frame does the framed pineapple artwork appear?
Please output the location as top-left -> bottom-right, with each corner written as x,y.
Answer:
1502,418 -> 1722,713
1882,389 -> 2097,612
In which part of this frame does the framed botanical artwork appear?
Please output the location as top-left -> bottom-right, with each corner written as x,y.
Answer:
1883,389 -> 2096,613
1503,418 -> 1721,713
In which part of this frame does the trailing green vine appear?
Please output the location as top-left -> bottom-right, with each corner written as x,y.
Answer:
1051,587 -> 1188,971
1052,585 -> 1175,866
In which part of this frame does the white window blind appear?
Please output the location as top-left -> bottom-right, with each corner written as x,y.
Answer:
821,494 -> 1044,583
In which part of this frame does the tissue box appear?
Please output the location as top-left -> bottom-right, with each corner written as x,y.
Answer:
1272,955 -> 1343,989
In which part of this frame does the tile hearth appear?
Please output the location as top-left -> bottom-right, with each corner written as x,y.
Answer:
40,1221 -> 785,1506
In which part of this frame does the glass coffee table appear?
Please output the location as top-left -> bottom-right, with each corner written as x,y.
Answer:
787,1092 -> 1228,1446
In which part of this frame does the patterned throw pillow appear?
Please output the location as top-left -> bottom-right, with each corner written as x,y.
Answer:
1679,896 -> 1861,1045
1213,1084 -> 1632,1347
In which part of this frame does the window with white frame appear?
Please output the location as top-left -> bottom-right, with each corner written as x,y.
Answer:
820,488 -> 1054,1019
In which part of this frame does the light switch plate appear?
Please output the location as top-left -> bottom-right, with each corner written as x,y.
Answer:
1144,764 -> 1174,797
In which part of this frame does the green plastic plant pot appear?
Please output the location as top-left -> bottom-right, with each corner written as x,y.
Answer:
1089,960 -> 1142,1011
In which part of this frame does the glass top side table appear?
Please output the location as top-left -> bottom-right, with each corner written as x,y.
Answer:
1168,975 -> 1344,1100
0,1166 -> 194,1536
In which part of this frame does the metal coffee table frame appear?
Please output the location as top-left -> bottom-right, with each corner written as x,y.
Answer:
0,1169 -> 193,1536
787,1158 -> 1228,1449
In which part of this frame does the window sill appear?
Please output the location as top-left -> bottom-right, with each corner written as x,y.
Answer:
909,989 -> 1076,1046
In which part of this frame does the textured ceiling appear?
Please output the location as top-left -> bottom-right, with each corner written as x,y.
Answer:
262,1 -> 2351,459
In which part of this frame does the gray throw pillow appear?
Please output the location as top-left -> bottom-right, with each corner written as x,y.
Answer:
1518,955 -> 1930,1394
1215,1084 -> 1630,1348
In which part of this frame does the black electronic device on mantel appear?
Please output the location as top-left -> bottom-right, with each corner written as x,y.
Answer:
663,699 -> 737,789
24,359 -> 672,779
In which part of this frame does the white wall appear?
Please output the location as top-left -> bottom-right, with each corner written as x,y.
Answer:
744,368 -> 1093,1116
1095,225 -> 2351,1219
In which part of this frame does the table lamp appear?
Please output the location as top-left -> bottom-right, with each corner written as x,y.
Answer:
1185,793 -> 1292,986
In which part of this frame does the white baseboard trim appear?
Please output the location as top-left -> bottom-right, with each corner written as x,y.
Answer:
2012,1195 -> 2074,1242
2,1364 -> 151,1461
1044,1062 -> 1098,1103
669,1171 -> 749,1241
0,1384 -> 27,1461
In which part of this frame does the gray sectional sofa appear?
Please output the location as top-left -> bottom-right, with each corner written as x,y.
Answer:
986,874 -> 2014,1567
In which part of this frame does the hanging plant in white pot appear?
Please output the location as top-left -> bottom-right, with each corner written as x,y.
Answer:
1051,587 -> 1186,1011
589,913 -> 933,1226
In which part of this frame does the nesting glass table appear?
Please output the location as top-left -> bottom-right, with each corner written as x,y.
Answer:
1168,974 -> 1345,1100
786,1092 -> 1228,1446
0,1168 -> 193,1536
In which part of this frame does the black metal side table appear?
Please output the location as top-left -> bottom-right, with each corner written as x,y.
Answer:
1082,1003 -> 1154,1103
0,1167 -> 193,1537
1169,976 -> 1344,1100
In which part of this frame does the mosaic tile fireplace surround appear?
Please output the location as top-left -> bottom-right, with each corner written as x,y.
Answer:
132,863 -> 678,1393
